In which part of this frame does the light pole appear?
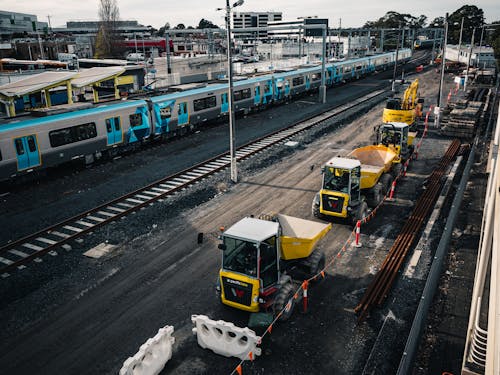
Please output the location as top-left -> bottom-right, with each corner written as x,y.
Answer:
457,17 -> 464,64
436,13 -> 448,128
464,27 -> 475,92
392,27 -> 400,92
476,25 -> 484,68
217,0 -> 244,183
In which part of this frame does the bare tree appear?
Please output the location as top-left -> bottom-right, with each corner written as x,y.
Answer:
95,0 -> 121,58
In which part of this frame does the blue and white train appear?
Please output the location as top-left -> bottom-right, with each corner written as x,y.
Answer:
0,49 -> 412,181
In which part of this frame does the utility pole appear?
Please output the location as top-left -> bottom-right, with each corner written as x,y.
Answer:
477,25 -> 484,68
337,18 -> 341,58
436,13 -> 448,128
457,17 -> 464,64
464,28 -> 475,92
392,26 -> 400,92
165,30 -> 172,74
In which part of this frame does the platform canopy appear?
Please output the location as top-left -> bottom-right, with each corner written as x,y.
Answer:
0,71 -> 78,117
0,71 -> 77,98
71,66 -> 126,88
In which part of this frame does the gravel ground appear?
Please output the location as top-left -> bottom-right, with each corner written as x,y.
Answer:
0,61 -> 478,375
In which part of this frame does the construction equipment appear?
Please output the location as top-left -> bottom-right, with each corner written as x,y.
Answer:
217,214 -> 331,320
375,122 -> 417,163
383,79 -> 423,126
312,145 -> 398,222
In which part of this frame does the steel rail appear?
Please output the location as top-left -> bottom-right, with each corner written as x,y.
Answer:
0,88 -> 387,276
355,139 -> 461,322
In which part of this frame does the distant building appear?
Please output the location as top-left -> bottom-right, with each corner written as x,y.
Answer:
446,44 -> 496,68
0,10 -> 48,36
268,17 -> 329,40
232,11 -> 282,39
53,20 -> 151,39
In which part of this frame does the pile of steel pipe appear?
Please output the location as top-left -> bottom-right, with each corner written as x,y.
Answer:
355,139 -> 462,322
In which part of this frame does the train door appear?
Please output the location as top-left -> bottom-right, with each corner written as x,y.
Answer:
105,117 -> 123,146
254,86 -> 260,105
178,102 -> 189,126
14,135 -> 41,171
221,93 -> 228,114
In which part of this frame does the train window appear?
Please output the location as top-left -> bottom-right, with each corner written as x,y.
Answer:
178,102 -> 187,115
193,96 -> 216,112
193,98 -> 205,111
15,139 -> 24,155
160,107 -> 171,119
114,117 -> 121,131
292,76 -> 304,86
311,74 -> 320,81
106,119 -> 112,132
129,113 -> 143,127
234,89 -> 250,102
27,136 -> 36,152
0,149 -> 2,161
49,122 -> 97,147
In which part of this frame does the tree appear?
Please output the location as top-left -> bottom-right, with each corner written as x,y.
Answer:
174,23 -> 186,29
447,5 -> 484,44
157,23 -> 170,36
95,0 -> 122,58
197,18 -> 219,29
428,17 -> 444,28
487,21 -> 500,67
363,11 -> 423,29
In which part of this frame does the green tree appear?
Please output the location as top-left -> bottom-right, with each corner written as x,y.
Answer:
95,0 -> 123,58
486,21 -> 500,67
174,23 -> 186,29
447,5 -> 484,44
197,18 -> 219,29
364,11 -> 424,29
428,17 -> 444,28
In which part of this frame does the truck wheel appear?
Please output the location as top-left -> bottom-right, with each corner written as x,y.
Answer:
352,201 -> 368,225
366,183 -> 383,207
392,163 -> 403,179
273,283 -> 296,321
307,250 -> 326,279
380,174 -> 393,195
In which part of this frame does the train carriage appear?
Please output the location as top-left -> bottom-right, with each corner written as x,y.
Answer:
0,100 -> 150,179
0,49 -> 413,182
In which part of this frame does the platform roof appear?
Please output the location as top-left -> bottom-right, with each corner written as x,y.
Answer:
71,67 -> 126,88
0,71 -> 77,98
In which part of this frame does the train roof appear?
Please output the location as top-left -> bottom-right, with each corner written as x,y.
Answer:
0,99 -> 148,133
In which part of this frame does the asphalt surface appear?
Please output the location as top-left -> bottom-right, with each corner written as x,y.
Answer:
1,55 -> 479,375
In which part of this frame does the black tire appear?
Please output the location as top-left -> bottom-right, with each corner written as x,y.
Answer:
392,163 -> 403,179
307,250 -> 326,279
366,183 -> 383,207
379,174 -> 393,195
351,201 -> 368,225
273,283 -> 296,321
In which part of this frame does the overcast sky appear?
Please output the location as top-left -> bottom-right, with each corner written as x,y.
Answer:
2,0 -> 500,29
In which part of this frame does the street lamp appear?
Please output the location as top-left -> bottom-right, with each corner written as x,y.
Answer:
217,0 -> 244,183
435,13 -> 448,128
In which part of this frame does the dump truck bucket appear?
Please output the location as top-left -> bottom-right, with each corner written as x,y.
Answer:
277,214 -> 332,260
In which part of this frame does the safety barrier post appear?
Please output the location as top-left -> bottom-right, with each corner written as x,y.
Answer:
447,89 -> 452,103
403,160 -> 409,177
388,180 -> 397,201
302,280 -> 309,313
352,220 -> 362,248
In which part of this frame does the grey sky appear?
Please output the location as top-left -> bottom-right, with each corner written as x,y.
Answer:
3,0 -> 500,29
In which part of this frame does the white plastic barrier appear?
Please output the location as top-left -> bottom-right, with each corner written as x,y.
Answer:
119,325 -> 175,375
191,314 -> 261,360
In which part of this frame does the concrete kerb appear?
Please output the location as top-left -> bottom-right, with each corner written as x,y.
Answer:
119,325 -> 175,375
192,314 -> 262,360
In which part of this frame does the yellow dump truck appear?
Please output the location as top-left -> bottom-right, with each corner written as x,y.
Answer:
312,145 -> 398,223
376,122 -> 417,163
217,214 -> 331,320
383,79 -> 423,127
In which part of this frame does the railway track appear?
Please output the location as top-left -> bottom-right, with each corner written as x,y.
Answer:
0,88 -> 388,277
354,139 -> 462,322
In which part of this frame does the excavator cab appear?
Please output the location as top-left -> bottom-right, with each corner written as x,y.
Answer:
218,218 -> 280,312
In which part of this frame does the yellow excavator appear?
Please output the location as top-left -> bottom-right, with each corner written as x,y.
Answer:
216,214 -> 331,320
383,79 -> 423,127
